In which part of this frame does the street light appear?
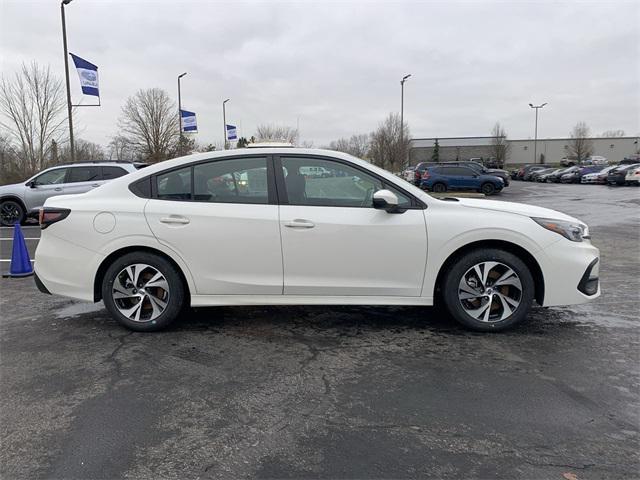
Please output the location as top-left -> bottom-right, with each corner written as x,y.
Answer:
400,74 -> 411,169
177,72 -> 187,155
529,102 -> 547,164
222,98 -> 230,150
61,0 -> 75,162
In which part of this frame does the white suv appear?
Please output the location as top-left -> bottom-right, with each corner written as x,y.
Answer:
0,162 -> 145,226
34,148 -> 600,332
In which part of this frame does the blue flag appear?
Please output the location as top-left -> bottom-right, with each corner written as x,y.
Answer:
69,53 -> 99,97
181,110 -> 197,132
226,124 -> 237,141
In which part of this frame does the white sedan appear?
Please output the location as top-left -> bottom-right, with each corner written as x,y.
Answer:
34,148 -> 600,332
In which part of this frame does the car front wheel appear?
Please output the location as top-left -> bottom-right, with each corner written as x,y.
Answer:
101,252 -> 185,332
480,182 -> 496,195
441,248 -> 535,332
0,200 -> 25,226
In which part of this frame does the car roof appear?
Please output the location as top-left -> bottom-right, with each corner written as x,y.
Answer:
46,161 -> 138,168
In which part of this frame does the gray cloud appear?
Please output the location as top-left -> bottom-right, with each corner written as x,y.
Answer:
1,0 -> 638,149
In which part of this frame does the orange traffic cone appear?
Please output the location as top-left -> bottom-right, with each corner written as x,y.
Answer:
2,224 -> 33,278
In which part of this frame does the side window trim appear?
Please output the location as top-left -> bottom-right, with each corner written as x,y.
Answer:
274,154 -> 426,209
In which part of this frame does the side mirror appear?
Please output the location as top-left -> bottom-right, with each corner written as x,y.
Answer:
26,181 -> 36,188
373,189 -> 400,213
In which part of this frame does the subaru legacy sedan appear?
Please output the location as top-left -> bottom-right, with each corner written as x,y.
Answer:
34,148 -> 600,332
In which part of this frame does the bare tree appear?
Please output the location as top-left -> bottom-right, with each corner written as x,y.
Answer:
328,134 -> 370,159
108,135 -> 136,161
600,129 -> 625,137
568,121 -> 594,162
254,124 -> 299,144
60,138 -> 104,162
117,88 -> 178,163
490,122 -> 511,167
368,113 -> 409,172
0,62 -> 68,178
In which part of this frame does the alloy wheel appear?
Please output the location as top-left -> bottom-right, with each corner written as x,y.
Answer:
457,261 -> 522,323
111,263 -> 170,322
0,202 -> 21,226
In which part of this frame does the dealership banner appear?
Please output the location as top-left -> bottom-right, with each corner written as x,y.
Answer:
69,53 -> 99,97
181,110 -> 197,132
226,124 -> 237,141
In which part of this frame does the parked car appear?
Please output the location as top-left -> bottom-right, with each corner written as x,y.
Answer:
545,166 -> 580,183
581,165 -> 617,184
560,157 -> 578,167
515,165 -> 545,180
522,166 -> 548,181
582,156 -> 608,166
560,165 -> 603,184
536,169 -> 564,182
0,161 -> 146,226
420,165 -> 504,195
418,161 -> 510,186
402,166 -> 417,183
619,155 -> 640,166
607,164 -> 639,186
625,166 -> 640,185
529,168 -> 556,182
34,147 -> 600,333
299,166 -> 332,178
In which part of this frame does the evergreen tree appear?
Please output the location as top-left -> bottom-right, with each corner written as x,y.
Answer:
431,139 -> 440,162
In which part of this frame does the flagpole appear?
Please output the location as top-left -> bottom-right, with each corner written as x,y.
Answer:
177,72 -> 187,156
223,98 -> 230,150
61,0 -> 75,163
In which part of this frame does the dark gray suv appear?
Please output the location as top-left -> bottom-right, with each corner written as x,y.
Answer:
0,162 -> 145,226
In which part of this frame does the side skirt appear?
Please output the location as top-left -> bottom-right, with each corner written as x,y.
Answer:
190,295 -> 434,307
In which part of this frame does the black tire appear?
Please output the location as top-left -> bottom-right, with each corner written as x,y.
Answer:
101,251 -> 186,332
0,200 -> 25,227
441,248 -> 535,332
432,182 -> 447,193
480,182 -> 496,195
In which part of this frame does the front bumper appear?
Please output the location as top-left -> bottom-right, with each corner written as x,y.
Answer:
538,239 -> 600,307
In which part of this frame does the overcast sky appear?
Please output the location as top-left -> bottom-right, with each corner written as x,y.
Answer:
1,0 -> 639,149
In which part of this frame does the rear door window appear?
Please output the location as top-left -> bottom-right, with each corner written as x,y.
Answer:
156,167 -> 192,201
67,166 -> 102,183
102,166 -> 128,180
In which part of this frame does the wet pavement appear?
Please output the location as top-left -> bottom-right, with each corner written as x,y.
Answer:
0,181 -> 639,479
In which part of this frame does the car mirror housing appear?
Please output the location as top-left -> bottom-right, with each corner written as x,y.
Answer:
373,189 -> 401,213
26,181 -> 36,188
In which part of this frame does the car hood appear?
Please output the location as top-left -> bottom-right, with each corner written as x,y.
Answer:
0,182 -> 24,195
485,168 -> 508,175
455,197 -> 580,223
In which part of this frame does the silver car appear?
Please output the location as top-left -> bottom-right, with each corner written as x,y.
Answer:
0,162 -> 145,226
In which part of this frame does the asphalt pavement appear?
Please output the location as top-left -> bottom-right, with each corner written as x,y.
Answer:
1,181 -> 639,479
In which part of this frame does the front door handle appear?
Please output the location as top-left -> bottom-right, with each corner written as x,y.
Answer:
54,187 -> 62,191
160,215 -> 190,225
91,183 -> 100,188
284,219 -> 315,229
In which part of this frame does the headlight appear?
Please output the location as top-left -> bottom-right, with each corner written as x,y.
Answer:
532,217 -> 589,242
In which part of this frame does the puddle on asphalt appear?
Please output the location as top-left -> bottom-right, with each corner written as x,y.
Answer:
54,302 -> 105,318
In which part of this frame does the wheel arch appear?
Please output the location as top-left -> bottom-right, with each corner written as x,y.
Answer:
93,245 -> 192,302
0,195 -> 27,211
434,239 -> 545,305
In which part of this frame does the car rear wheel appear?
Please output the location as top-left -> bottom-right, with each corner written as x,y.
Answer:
102,252 -> 185,332
441,248 -> 534,332
432,182 -> 447,193
480,182 -> 496,195
0,200 -> 25,226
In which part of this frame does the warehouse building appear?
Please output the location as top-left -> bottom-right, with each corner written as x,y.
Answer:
409,136 -> 639,166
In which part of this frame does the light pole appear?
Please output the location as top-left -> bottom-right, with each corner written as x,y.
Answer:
61,0 -> 75,162
177,72 -> 187,155
529,102 -> 547,164
400,74 -> 411,168
222,98 -> 230,149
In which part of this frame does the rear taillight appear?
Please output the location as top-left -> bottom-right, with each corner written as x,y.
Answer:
39,207 -> 70,229
422,171 -> 430,179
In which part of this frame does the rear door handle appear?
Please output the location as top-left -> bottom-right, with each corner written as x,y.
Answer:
284,219 -> 315,229
54,187 -> 62,191
160,216 -> 190,225
91,183 -> 100,188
